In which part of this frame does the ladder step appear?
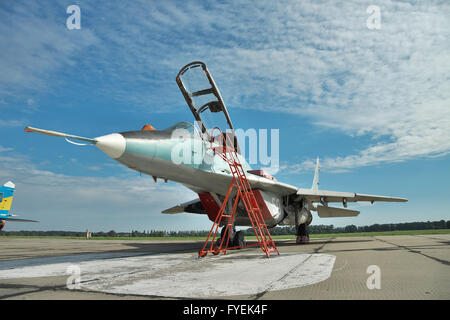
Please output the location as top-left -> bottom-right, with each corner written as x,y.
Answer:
200,138 -> 279,258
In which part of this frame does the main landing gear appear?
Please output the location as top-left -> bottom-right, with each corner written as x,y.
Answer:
216,227 -> 246,248
296,223 -> 309,244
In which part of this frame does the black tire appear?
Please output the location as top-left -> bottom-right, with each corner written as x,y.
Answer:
297,223 -> 308,237
220,226 -> 228,239
233,231 -> 245,248
296,223 -> 310,244
218,227 -> 233,247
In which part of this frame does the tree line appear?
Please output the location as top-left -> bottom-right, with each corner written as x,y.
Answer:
1,220 -> 449,238
249,219 -> 450,236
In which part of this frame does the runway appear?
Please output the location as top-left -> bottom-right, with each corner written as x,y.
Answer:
0,235 -> 449,299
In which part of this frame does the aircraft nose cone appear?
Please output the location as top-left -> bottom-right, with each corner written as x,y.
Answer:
95,133 -> 126,159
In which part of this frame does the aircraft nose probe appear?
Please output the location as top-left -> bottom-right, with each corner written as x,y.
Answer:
24,126 -> 126,159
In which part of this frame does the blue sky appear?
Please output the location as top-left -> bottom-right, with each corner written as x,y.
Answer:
0,0 -> 449,232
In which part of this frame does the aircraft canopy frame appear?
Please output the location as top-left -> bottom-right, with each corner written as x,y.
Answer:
176,61 -> 234,138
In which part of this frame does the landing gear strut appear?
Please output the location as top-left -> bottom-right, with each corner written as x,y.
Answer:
296,223 -> 309,244
217,227 -> 246,248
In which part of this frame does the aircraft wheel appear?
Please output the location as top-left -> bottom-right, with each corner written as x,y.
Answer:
219,227 -> 233,247
233,231 -> 245,248
296,223 -> 309,244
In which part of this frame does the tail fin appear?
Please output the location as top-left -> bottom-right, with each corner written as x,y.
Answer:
311,157 -> 320,190
0,181 -> 15,214
0,182 -> 38,227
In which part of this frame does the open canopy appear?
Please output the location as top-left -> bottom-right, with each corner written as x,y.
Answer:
176,61 -> 234,137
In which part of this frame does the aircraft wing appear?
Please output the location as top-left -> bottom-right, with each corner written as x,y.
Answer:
163,174 -> 298,215
245,174 -> 298,195
246,177 -> 407,203
184,169 -> 407,203
2,217 -> 39,222
164,171 -> 406,216
296,188 -> 408,204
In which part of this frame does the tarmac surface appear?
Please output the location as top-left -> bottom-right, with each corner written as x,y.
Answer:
0,234 -> 448,299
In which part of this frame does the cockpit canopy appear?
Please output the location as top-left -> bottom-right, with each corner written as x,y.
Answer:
163,121 -> 197,135
176,61 -> 239,151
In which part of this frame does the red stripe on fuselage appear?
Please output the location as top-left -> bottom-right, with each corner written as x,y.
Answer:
198,190 -> 273,223
198,193 -> 220,222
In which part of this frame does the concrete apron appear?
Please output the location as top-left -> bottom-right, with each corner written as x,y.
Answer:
0,251 -> 335,298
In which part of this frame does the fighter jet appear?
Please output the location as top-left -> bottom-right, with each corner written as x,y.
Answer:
0,181 -> 38,230
25,61 -> 407,244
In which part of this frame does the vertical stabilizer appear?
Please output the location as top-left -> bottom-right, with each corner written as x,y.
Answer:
0,181 -> 37,226
0,181 -> 15,213
311,157 -> 320,190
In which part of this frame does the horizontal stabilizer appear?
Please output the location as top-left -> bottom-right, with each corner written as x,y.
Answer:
162,199 -> 205,215
317,205 -> 360,218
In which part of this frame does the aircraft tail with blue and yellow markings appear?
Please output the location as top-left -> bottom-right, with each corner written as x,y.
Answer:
0,181 -> 15,213
0,181 -> 38,230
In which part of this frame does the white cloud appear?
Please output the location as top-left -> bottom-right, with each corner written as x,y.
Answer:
0,119 -> 26,128
0,146 -> 13,152
1,0 -> 449,172
124,0 -> 449,172
0,2 -> 98,100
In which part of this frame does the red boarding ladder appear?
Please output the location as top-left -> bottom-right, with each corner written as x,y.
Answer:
198,128 -> 279,258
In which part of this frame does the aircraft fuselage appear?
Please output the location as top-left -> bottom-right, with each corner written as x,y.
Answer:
95,123 -> 286,227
